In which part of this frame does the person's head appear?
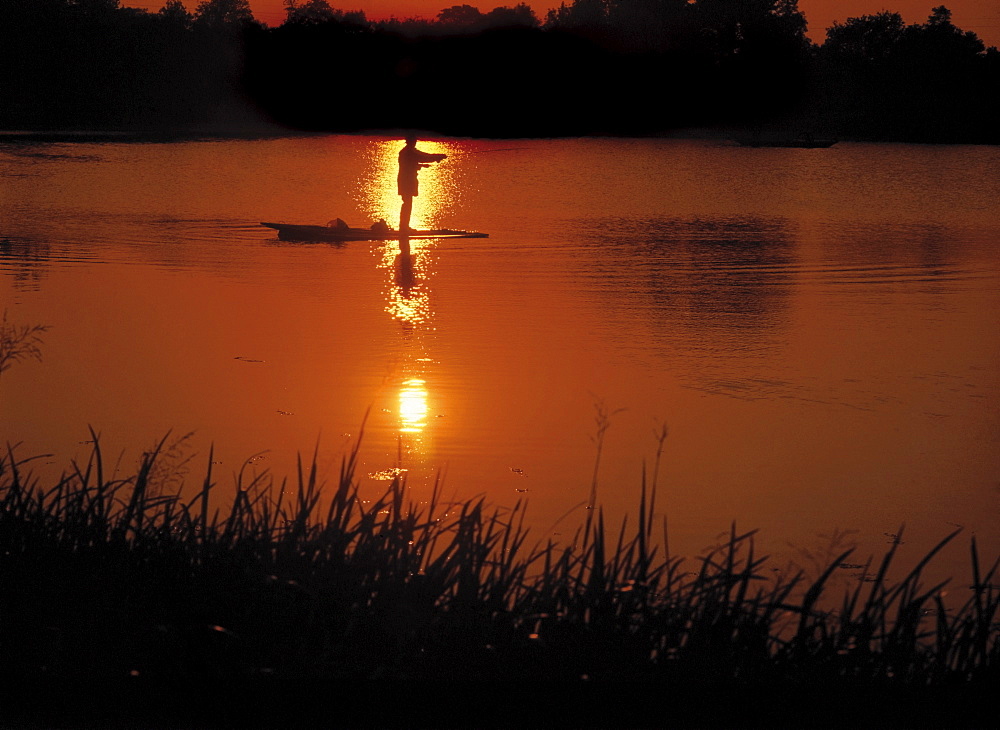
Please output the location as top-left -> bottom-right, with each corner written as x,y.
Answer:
405,135 -> 417,146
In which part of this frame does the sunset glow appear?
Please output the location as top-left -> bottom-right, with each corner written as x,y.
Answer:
4,0 -> 1000,704
8,0 -> 1000,707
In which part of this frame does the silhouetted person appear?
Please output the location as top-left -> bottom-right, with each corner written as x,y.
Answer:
398,136 -> 446,233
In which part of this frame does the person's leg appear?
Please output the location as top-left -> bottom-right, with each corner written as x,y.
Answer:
399,196 -> 413,233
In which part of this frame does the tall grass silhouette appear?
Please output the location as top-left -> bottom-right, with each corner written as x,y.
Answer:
1,427 -> 998,725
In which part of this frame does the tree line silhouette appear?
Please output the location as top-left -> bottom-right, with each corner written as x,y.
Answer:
1,0 -> 996,141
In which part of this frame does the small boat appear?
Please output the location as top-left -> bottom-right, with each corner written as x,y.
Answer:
733,134 -> 838,148
261,222 -> 489,242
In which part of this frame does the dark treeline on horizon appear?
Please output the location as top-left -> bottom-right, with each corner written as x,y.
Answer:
1,0 -> 998,141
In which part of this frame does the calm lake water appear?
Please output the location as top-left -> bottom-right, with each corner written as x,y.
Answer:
2,135 -> 998,581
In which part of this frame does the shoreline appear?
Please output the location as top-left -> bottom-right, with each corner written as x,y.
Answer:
3,127 -> 1000,146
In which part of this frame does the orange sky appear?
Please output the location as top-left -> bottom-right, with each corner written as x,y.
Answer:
123,0 -> 1000,48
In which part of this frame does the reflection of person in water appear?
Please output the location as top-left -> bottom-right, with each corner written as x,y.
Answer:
398,136 -> 446,233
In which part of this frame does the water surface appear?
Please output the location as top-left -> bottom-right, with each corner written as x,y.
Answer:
2,135 -> 998,581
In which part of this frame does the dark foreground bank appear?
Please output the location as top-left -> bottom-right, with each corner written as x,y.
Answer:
2,676 -> 996,728
1,436 -> 997,728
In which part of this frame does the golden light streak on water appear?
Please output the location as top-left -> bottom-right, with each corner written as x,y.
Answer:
354,137 -> 461,449
379,236 -> 433,326
385,265 -> 432,325
398,377 -> 429,434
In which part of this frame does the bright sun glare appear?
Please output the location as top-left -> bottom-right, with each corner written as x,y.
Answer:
398,377 -> 429,434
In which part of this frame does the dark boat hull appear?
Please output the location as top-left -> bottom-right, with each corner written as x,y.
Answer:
261,222 -> 489,242
734,138 -> 838,148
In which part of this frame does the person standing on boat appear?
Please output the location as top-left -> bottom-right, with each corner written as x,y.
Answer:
398,135 -> 446,233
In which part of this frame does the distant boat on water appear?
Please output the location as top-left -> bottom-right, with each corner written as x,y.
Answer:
733,133 -> 838,148
260,221 -> 488,242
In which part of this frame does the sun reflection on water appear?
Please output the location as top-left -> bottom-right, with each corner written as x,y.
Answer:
355,137 -> 462,449
399,377 -> 429,434
380,240 -> 433,326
